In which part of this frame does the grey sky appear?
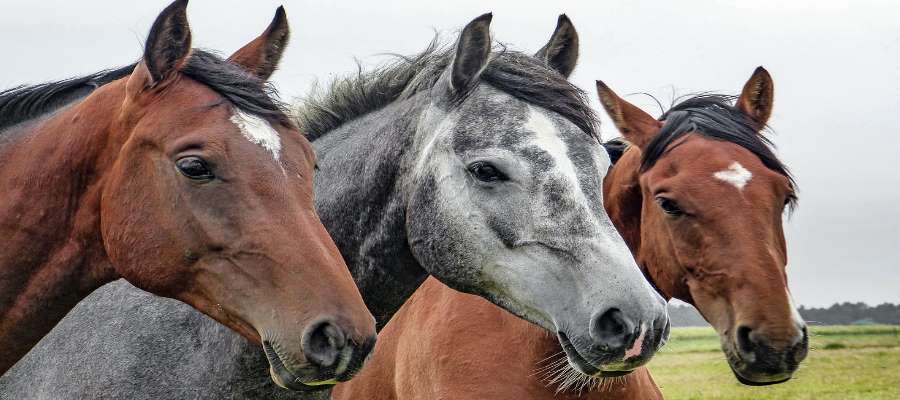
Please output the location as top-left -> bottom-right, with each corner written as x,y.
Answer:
2,0 -> 897,307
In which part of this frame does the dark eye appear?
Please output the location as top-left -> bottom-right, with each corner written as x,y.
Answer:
468,161 -> 508,183
176,156 -> 214,181
784,194 -> 796,206
655,196 -> 684,216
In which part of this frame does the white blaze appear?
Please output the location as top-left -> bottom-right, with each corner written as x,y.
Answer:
713,161 -> 753,190
230,110 -> 282,164
526,106 -> 584,198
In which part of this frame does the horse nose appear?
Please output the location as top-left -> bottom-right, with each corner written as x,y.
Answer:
736,325 -> 758,356
590,307 -> 637,352
790,325 -> 810,364
657,314 -> 671,345
736,324 -> 807,358
301,319 -> 348,368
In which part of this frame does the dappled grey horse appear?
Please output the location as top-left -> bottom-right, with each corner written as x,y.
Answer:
0,14 -> 668,399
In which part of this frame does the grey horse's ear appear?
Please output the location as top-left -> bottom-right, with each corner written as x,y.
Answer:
449,13 -> 493,94
535,14 -> 578,77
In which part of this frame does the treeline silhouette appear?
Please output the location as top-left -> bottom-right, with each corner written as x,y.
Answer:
668,302 -> 900,327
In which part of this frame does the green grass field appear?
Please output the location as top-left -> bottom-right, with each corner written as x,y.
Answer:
649,325 -> 900,399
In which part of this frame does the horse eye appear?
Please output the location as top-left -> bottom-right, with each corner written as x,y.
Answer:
468,161 -> 508,183
784,194 -> 796,206
655,196 -> 684,216
176,156 -> 214,181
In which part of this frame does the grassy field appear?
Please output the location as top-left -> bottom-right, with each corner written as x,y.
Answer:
649,325 -> 900,399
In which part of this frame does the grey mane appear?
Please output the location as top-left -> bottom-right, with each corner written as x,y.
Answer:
295,38 -> 599,140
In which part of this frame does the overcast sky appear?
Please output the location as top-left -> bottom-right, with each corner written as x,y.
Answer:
2,0 -> 897,307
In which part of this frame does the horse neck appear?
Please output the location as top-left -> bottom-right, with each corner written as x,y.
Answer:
0,82 -> 122,372
310,96 -> 430,329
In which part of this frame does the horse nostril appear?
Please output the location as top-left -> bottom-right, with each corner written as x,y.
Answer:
591,308 -> 637,351
736,325 -> 756,354
793,325 -> 809,346
302,320 -> 348,368
658,316 -> 672,343
790,325 -> 810,363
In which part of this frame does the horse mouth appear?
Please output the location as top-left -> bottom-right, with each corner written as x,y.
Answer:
723,345 -> 794,386
730,366 -> 792,386
557,332 -> 633,378
262,341 -> 335,392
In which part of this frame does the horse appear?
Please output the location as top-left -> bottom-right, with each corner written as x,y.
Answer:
0,0 -> 376,390
0,13 -> 669,399
333,67 -> 810,399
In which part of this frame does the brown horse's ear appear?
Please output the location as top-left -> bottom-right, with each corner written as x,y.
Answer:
737,66 -> 774,129
596,81 -> 662,151
449,13 -> 493,94
142,0 -> 192,86
535,14 -> 579,78
228,6 -> 290,81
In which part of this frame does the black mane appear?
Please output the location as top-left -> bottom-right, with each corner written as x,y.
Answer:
640,94 -> 797,206
602,137 -> 629,165
0,65 -> 135,131
181,50 -> 290,126
0,49 -> 289,132
296,39 -> 598,140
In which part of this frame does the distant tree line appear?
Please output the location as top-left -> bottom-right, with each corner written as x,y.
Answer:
667,302 -> 900,327
798,302 -> 900,325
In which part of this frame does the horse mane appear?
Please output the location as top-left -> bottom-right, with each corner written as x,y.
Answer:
0,65 -> 135,131
0,49 -> 290,132
601,137 -> 629,165
640,94 -> 798,208
181,50 -> 291,126
295,38 -> 599,140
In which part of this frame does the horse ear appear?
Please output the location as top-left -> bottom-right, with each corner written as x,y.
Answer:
737,66 -> 774,130
449,13 -> 493,94
534,14 -> 579,77
142,0 -> 192,86
228,6 -> 290,81
596,81 -> 661,151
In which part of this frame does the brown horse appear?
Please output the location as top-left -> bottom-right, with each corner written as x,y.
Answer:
0,0 -> 376,388
333,68 -> 807,398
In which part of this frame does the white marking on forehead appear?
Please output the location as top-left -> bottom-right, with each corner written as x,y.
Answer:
713,161 -> 753,190
230,110 -> 282,164
526,106 -> 583,192
525,106 -> 601,228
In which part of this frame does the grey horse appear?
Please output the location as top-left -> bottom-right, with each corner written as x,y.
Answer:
0,14 -> 668,399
